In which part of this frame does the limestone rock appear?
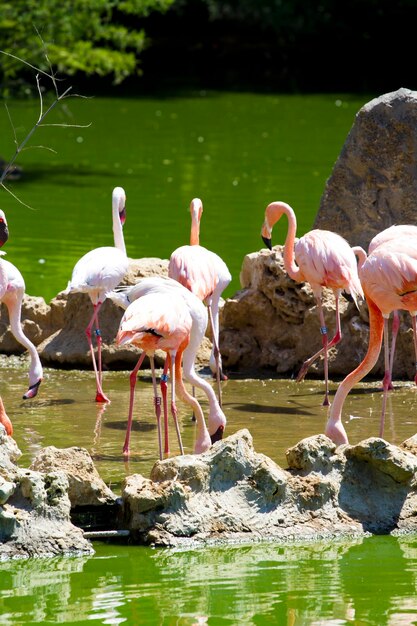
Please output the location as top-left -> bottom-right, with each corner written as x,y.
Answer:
314,88 -> 417,249
30,446 -> 118,508
120,428 -> 417,546
0,430 -> 93,559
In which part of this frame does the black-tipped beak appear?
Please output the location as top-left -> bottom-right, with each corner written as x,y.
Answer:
0,220 -> 9,247
210,425 -> 224,444
23,379 -> 41,400
119,207 -> 126,226
262,236 -> 272,250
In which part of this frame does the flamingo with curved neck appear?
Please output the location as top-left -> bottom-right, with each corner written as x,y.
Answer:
326,236 -> 417,444
261,201 -> 363,406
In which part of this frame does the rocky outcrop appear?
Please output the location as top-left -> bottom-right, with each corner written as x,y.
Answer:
0,426 -> 93,560
121,429 -> 417,547
4,426 -> 417,556
314,87 -> 417,248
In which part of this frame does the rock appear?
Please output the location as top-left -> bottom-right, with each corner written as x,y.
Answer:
0,430 -> 93,559
37,257 -> 211,370
30,446 -> 118,508
120,428 -> 417,546
314,88 -> 417,249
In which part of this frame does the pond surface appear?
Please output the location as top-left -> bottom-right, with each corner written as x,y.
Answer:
2,364 -> 417,625
0,91 -> 370,303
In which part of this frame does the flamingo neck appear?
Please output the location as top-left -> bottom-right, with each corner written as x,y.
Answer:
328,296 -> 383,426
112,196 -> 126,255
278,203 -> 302,282
189,200 -> 202,246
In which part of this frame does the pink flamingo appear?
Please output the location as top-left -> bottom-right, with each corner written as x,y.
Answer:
168,198 -> 232,405
66,187 -> 129,403
0,211 -> 12,435
326,236 -> 417,445
261,201 -> 363,406
367,224 -> 417,386
108,276 -> 226,445
116,288 -> 211,458
1,259 -> 43,399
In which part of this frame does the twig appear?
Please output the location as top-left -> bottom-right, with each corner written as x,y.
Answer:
0,43 -> 90,201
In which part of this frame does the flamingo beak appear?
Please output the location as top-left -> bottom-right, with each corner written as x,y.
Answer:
23,380 -> 42,400
210,425 -> 224,444
0,218 -> 9,247
119,207 -> 126,226
262,236 -> 272,250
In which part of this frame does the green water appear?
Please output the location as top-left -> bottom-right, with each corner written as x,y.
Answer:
4,90 -> 414,625
1,535 -> 417,625
0,91 -> 369,303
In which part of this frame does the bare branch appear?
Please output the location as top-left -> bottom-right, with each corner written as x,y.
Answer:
0,183 -> 36,210
0,42 -> 90,199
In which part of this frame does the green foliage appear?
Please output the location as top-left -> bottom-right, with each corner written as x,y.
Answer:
0,0 -> 174,90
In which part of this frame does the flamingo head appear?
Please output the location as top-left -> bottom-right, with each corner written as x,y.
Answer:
261,202 -> 289,250
113,187 -> 126,226
0,210 -> 9,247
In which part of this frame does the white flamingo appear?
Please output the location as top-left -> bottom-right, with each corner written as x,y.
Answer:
1,259 -> 43,399
65,187 -> 129,403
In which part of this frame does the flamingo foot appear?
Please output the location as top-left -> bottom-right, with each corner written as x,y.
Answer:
95,391 -> 110,403
322,396 -> 330,407
23,380 -> 42,400
210,425 -> 224,444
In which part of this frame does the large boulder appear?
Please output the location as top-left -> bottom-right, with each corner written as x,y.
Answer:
314,87 -> 417,248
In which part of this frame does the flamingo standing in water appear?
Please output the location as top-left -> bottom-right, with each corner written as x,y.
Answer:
0,210 -> 12,435
168,198 -> 231,405
116,288 -> 212,458
326,236 -> 417,445
261,201 -> 363,406
366,224 -> 417,386
108,276 -> 226,445
1,259 -> 43,399
66,187 -> 129,403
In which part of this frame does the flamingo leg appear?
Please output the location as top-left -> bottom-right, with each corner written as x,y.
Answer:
85,302 -> 110,403
411,314 -> 417,386
207,304 -> 223,408
380,317 -> 392,438
315,297 -> 330,406
123,351 -> 146,455
297,295 -> 342,384
387,310 -> 400,390
169,350 -> 184,455
149,356 -> 163,461
160,358 -> 170,455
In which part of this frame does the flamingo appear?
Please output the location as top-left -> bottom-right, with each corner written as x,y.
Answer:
168,198 -> 232,405
1,259 -> 43,399
65,187 -> 129,403
0,210 -> 12,435
116,288 -> 212,458
261,201 -> 364,406
107,276 -> 226,445
367,224 -> 417,386
325,236 -> 417,445
0,396 -> 12,436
